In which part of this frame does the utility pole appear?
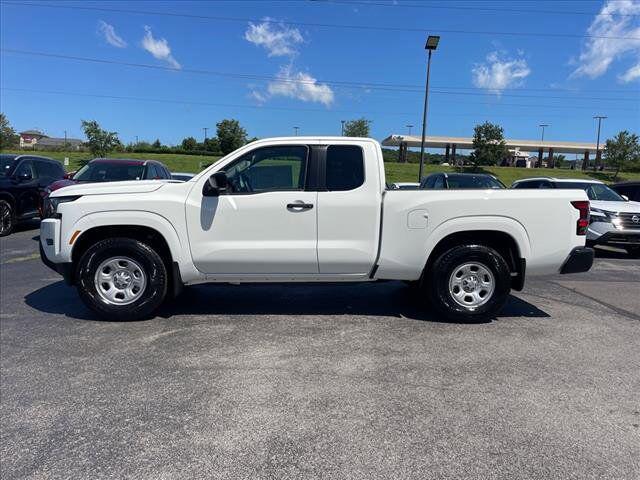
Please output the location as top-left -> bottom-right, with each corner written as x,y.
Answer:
418,35 -> 440,182
406,124 -> 414,136
539,124 -> 549,142
293,126 -> 300,136
341,120 -> 346,136
135,135 -> 139,144
64,130 -> 67,146
203,127 -> 208,142
593,116 -> 607,171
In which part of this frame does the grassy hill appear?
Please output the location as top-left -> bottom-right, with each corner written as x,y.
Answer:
3,149 -> 639,185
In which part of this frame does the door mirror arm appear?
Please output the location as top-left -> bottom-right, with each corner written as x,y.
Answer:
202,171 -> 229,197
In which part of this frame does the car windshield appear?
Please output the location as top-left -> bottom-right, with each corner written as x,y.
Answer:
0,155 -> 18,177
73,162 -> 145,182
446,175 -> 505,189
555,182 -> 624,201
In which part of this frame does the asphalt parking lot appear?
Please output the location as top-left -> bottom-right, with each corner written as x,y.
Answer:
1,222 -> 639,480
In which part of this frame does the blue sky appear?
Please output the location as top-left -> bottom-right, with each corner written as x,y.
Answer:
1,0 -> 639,152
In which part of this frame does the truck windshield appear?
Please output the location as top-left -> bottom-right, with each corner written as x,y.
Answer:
73,163 -> 145,182
555,182 -> 624,202
0,155 -> 17,177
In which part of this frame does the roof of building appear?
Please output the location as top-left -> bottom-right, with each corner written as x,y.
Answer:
382,134 -> 600,154
19,130 -> 47,137
37,137 -> 83,146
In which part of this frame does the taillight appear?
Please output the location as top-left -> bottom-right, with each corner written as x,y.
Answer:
571,200 -> 590,235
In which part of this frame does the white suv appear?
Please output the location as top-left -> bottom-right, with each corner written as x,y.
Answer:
512,177 -> 640,256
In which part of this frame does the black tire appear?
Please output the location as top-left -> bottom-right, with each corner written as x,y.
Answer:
424,244 -> 511,322
0,199 -> 15,237
76,237 -> 168,321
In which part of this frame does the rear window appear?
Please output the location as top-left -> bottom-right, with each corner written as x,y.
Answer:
446,175 -> 504,189
326,145 -> 364,191
74,163 -> 145,182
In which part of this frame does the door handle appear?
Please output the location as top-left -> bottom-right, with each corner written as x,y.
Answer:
287,202 -> 314,210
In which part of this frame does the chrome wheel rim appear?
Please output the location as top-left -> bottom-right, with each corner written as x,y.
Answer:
94,256 -> 147,305
448,262 -> 495,310
0,203 -> 12,235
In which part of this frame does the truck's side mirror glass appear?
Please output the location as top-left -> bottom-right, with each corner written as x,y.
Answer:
202,171 -> 228,197
622,194 -> 629,201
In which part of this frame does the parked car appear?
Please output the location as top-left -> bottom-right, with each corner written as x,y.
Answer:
389,182 -> 420,190
0,154 -> 65,236
46,158 -> 172,194
40,137 -> 593,322
512,177 -> 640,255
420,173 -> 506,190
171,172 -> 195,182
611,181 -> 640,202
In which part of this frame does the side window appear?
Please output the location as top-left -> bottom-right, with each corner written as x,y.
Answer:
421,176 -> 435,189
514,181 -> 540,189
539,181 -> 553,189
433,175 -> 445,189
14,160 -> 36,179
35,161 -> 63,180
225,145 -> 308,193
325,145 -> 364,191
161,165 -> 171,179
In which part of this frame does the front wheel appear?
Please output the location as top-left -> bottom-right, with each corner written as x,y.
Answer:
0,200 -> 15,237
76,237 -> 168,320
424,244 -> 511,322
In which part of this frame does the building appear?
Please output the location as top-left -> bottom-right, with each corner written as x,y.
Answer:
18,129 -> 83,150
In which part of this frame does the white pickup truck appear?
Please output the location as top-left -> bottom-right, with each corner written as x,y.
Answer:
40,137 -> 594,321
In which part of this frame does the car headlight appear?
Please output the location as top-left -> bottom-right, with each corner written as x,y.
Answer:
589,207 -> 621,227
44,195 -> 80,218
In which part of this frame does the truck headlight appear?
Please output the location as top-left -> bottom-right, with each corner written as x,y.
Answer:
44,196 -> 80,218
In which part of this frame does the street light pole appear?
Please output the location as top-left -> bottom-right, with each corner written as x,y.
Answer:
593,115 -> 606,171
539,123 -> 549,142
203,127 -> 208,142
418,35 -> 439,182
406,124 -> 414,136
294,126 -> 300,136
341,120 -> 346,136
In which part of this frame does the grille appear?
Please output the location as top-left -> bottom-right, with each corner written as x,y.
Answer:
617,213 -> 640,229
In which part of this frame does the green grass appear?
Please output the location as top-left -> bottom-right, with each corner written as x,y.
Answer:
384,162 -> 640,185
3,149 -> 639,185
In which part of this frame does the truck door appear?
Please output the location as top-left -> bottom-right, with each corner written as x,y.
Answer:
186,145 -> 318,275
316,144 -> 382,274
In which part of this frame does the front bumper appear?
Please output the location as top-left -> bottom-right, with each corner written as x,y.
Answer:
39,242 -> 74,284
39,218 -> 74,284
560,247 -> 594,274
587,221 -> 640,246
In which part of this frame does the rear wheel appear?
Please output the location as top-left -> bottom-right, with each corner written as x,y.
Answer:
626,246 -> 640,258
0,200 -> 15,237
76,237 -> 167,320
425,244 -> 511,322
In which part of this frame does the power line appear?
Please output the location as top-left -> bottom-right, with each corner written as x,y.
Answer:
2,1 -> 638,40
3,49 -> 638,103
3,87 -> 639,119
317,0 -> 640,18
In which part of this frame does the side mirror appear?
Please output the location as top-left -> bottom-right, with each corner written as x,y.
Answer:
16,171 -> 32,182
202,171 -> 228,197
622,194 -> 629,201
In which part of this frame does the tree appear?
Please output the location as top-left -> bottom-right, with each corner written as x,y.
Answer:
181,137 -> 197,150
216,119 -> 247,154
470,121 -> 508,166
202,137 -> 220,153
0,113 -> 19,149
604,130 -> 640,179
343,118 -> 371,137
152,139 -> 162,149
81,120 -> 121,157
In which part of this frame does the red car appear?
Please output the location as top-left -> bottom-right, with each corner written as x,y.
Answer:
42,158 -> 172,216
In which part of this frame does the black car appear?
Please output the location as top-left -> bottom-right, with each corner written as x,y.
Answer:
611,181 -> 640,202
0,154 -> 65,236
420,172 -> 506,189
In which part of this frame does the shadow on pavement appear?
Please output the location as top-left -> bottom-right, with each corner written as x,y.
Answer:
25,280 -> 549,323
593,246 -> 634,260
10,219 -> 40,235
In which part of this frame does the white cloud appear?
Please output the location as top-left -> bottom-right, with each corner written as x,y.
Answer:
244,18 -> 304,57
97,20 -> 127,48
571,0 -> 640,82
250,66 -> 334,106
267,66 -> 334,106
472,51 -> 531,95
141,26 -> 181,69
